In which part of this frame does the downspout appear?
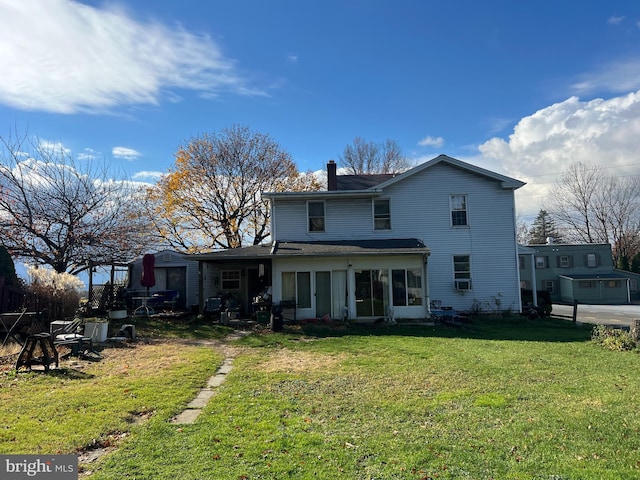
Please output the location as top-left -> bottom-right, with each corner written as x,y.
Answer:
424,253 -> 430,318
530,253 -> 538,307
198,260 -> 204,314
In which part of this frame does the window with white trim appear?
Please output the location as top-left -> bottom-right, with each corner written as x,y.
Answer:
453,255 -> 472,290
544,280 -> 554,293
221,270 -> 241,290
450,194 -> 468,227
559,255 -> 571,268
535,256 -> 547,269
586,253 -> 597,268
373,199 -> 391,230
308,201 -> 325,232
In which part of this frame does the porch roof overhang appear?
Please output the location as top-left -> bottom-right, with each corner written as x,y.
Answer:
559,273 -> 629,281
271,238 -> 430,258
188,244 -> 274,262
188,239 -> 430,262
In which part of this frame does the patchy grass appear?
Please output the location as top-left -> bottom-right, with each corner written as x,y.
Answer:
84,317 -> 640,479
0,337 -> 224,456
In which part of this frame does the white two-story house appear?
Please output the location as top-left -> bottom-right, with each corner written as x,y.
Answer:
192,154 -> 525,321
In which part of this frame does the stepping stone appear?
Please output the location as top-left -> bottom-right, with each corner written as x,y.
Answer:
172,409 -> 202,424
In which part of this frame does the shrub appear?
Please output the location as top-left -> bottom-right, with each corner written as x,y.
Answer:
25,266 -> 83,319
591,324 -> 636,351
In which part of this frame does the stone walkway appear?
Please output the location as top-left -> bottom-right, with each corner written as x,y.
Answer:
171,330 -> 248,424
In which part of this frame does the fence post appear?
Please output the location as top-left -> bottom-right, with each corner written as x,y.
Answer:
572,299 -> 578,324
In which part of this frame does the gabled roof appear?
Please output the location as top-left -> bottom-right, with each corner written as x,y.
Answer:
264,154 -> 524,201
374,154 -> 525,190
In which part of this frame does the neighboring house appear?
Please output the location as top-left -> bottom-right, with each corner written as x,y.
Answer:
519,242 -> 638,304
128,250 -> 199,310
192,154 -> 525,321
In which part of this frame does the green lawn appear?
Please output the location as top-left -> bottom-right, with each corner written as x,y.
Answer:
3,316 -> 640,479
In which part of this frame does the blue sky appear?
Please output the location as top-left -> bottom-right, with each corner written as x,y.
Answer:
2,0 -> 640,226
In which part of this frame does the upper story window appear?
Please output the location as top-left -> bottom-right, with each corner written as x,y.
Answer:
535,256 -> 547,269
586,253 -> 598,268
308,201 -> 325,232
450,194 -> 468,227
373,199 -> 391,230
559,255 -> 571,268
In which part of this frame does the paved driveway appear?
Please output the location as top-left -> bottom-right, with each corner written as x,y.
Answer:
552,303 -> 640,328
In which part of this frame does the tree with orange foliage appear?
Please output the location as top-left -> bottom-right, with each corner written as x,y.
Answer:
146,125 -> 320,252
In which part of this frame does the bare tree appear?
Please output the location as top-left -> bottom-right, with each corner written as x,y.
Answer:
546,162 -> 603,244
545,161 -> 640,267
515,215 -> 530,245
0,131 -> 152,274
146,125 -> 321,252
340,137 -> 411,174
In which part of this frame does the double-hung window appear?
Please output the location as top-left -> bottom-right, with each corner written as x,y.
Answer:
221,270 -> 241,290
308,201 -> 325,232
373,199 -> 391,230
450,194 -> 468,226
535,256 -> 547,269
453,255 -> 472,290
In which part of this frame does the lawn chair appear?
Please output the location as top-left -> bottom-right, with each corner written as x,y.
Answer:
51,319 -> 97,358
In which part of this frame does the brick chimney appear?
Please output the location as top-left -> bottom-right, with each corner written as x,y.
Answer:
327,160 -> 337,191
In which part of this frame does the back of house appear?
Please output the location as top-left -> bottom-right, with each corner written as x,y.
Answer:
265,154 -> 525,321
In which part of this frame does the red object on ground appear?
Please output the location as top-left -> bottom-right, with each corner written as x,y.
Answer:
141,254 -> 156,288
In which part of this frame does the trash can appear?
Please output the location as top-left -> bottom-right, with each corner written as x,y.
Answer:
270,305 -> 283,332
256,310 -> 270,324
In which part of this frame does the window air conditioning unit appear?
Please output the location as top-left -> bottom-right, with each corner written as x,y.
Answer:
454,279 -> 471,290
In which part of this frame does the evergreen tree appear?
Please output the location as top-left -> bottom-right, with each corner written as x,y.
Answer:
0,245 -> 19,286
528,210 -> 563,245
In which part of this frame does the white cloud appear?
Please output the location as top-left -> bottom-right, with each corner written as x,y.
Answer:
0,0 -> 261,114
608,15 -> 625,25
38,140 -> 71,156
132,170 -> 164,182
112,147 -> 142,161
418,135 -> 445,148
479,91 -> 640,221
571,58 -> 640,95
77,148 -> 98,161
